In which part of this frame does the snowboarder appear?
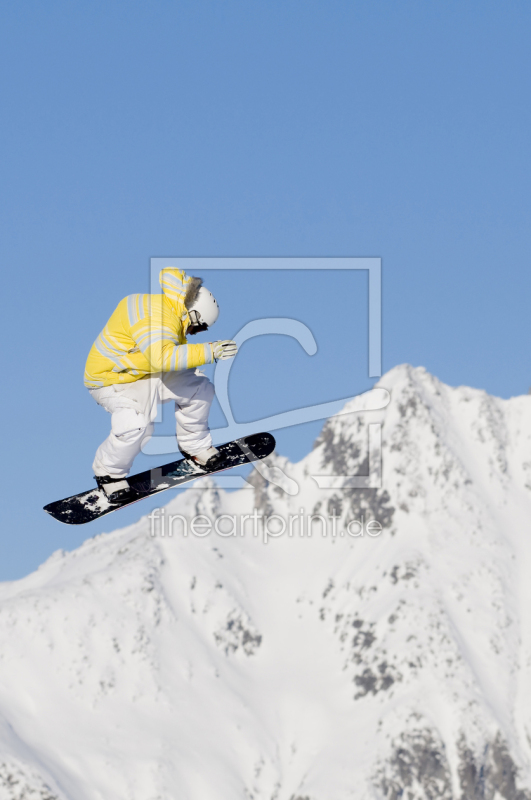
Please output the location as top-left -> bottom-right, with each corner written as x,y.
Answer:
84,268 -> 238,502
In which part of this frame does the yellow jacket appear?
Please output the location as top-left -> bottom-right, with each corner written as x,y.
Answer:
84,268 -> 214,388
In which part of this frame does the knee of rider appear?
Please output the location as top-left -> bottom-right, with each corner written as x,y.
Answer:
186,378 -> 215,406
111,409 -> 148,441
199,377 -> 215,402
140,422 -> 155,445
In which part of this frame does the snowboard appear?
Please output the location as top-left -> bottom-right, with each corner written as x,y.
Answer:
43,432 -> 275,525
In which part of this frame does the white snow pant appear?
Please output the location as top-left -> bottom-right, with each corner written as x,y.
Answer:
89,370 -> 215,478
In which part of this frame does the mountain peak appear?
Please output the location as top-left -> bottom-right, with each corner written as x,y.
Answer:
2,368 -> 531,798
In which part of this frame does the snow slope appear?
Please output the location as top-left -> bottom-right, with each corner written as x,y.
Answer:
2,365 -> 531,799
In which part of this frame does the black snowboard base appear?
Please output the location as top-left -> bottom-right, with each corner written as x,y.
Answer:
44,432 -> 275,525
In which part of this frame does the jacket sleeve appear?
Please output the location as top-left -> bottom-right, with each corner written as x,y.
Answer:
130,312 -> 214,373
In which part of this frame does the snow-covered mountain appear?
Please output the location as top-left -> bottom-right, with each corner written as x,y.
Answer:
2,364 -> 531,800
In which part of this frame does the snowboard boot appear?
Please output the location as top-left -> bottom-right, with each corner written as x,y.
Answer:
181,446 -> 227,471
95,475 -> 139,503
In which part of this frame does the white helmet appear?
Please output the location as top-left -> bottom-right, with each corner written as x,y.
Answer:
187,286 -> 219,328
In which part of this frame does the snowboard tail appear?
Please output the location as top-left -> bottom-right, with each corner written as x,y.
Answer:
44,432 -> 275,526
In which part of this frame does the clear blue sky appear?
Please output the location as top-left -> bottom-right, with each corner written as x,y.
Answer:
1,1 -> 530,580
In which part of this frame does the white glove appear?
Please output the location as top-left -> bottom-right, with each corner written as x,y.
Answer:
212,340 -> 238,361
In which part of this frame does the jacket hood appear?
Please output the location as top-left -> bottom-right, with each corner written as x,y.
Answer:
159,268 -> 203,315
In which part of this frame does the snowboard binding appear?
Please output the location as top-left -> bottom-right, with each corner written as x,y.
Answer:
180,446 -> 227,471
94,475 -> 140,504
